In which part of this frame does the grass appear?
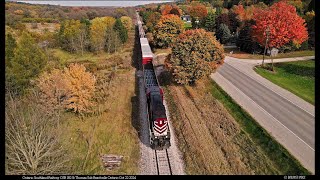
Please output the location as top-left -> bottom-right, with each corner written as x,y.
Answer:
163,78 -> 281,174
54,28 -> 140,174
255,60 -> 315,105
59,66 -> 139,175
226,49 -> 314,59
210,80 -> 310,175
184,22 -> 192,30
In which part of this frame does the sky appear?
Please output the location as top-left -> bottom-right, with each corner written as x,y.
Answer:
16,0 -> 174,7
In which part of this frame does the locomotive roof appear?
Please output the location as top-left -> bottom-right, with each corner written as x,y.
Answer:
150,93 -> 166,119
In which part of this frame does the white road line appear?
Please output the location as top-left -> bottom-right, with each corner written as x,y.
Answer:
224,62 -> 315,117
214,72 -> 315,151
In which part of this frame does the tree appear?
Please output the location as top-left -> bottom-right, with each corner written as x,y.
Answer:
252,1 -> 308,48
169,29 -> 224,85
120,16 -> 132,31
188,3 -> 208,27
161,4 -> 182,16
216,13 -> 230,29
58,19 -> 88,54
154,14 -> 184,48
236,20 -> 263,54
304,10 -> 315,48
170,6 -> 183,16
146,12 -> 161,33
216,23 -> 231,44
63,64 -> 96,114
113,18 -> 128,44
204,11 -> 216,32
36,64 -> 96,115
5,94 -> 69,175
6,32 -> 47,93
90,16 -> 116,51
114,8 -> 128,18
105,26 -> 121,53
231,4 -> 256,22
228,12 -> 240,33
189,3 -> 208,17
161,4 -> 172,15
5,33 -> 17,68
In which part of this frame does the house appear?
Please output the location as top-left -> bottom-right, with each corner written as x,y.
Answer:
181,15 -> 191,23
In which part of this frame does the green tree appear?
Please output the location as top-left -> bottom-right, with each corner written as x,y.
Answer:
236,20 -> 263,54
113,19 -> 128,44
169,29 -> 224,85
216,23 -> 231,44
7,32 -> 47,93
5,33 -> 17,68
90,16 -> 116,51
154,14 -> 184,48
59,19 -> 87,53
105,26 -> 121,53
204,11 -> 216,32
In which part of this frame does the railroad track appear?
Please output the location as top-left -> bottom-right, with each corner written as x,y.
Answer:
154,149 -> 172,175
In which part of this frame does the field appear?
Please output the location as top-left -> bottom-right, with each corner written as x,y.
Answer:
225,48 -> 314,59
54,30 -> 140,174
255,60 -> 315,105
161,76 -> 309,174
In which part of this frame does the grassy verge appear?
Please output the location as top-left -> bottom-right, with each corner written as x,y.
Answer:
226,50 -> 314,59
210,80 -> 310,175
255,60 -> 314,105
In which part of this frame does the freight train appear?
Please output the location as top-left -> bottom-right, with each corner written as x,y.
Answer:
137,12 -> 171,150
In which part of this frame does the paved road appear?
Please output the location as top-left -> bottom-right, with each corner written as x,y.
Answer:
211,56 -> 315,174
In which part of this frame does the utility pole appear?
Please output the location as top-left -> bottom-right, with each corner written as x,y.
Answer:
262,26 -> 270,67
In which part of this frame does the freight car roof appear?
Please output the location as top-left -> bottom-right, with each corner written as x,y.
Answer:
140,38 -> 153,58
140,38 -> 149,46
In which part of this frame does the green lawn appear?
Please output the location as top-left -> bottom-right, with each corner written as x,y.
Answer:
184,22 -> 192,30
210,80 -> 310,175
226,50 -> 314,59
255,60 -> 315,105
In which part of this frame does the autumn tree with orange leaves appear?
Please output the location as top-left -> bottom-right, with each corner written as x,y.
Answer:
188,3 -> 208,20
161,4 -> 182,16
252,1 -> 308,49
154,14 -> 184,48
36,63 -> 96,115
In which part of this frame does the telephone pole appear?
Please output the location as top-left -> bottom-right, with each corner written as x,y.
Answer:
262,26 -> 270,67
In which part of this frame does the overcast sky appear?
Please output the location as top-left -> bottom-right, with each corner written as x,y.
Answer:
16,0 -> 174,7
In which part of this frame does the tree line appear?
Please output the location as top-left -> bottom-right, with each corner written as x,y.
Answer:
138,0 -> 313,85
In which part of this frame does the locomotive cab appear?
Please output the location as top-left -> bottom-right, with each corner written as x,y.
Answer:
148,87 -> 171,150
